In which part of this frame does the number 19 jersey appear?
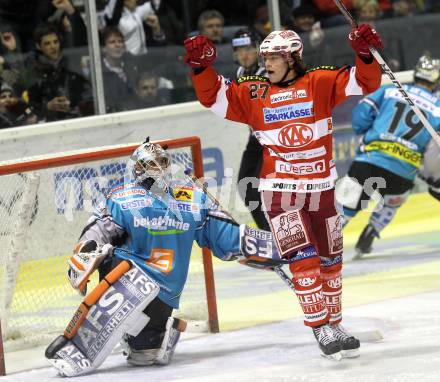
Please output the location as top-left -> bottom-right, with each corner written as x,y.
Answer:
352,83 -> 440,180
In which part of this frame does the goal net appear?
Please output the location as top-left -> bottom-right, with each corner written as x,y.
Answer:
0,137 -> 218,352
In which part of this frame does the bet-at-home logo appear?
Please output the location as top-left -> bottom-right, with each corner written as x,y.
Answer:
134,216 -> 190,232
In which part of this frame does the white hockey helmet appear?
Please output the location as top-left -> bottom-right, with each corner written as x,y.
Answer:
414,53 -> 440,85
128,138 -> 171,190
259,30 -> 303,61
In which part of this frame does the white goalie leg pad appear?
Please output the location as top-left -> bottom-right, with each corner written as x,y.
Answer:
127,317 -> 187,366
156,317 -> 187,365
335,176 -> 364,210
45,261 -> 160,377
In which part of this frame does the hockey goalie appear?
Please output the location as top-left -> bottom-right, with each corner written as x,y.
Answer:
45,139 -> 283,377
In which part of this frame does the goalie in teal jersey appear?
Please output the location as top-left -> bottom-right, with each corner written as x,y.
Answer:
337,54 -> 440,258
45,138 -> 284,377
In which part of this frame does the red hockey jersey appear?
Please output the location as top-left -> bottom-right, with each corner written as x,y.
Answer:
191,57 -> 381,192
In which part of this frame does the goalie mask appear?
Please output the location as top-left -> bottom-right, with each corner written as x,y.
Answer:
128,139 -> 171,192
414,53 -> 440,87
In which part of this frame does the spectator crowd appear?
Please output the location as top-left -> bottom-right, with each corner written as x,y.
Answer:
1,0 -> 439,128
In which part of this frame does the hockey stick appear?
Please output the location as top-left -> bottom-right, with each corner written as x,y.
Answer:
333,0 -> 440,148
183,169 -> 294,283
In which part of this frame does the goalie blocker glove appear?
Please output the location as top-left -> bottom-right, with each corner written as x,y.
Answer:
68,240 -> 114,295
239,225 -> 291,269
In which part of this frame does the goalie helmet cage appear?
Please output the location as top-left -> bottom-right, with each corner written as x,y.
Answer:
0,137 -> 218,365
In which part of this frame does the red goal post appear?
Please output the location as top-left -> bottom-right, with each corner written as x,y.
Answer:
0,136 -> 219,361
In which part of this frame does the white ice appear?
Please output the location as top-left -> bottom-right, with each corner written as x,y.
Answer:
3,290 -> 440,382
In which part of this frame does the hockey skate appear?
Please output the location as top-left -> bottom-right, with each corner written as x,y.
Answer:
330,324 -> 360,358
312,324 -> 342,361
353,224 -> 378,260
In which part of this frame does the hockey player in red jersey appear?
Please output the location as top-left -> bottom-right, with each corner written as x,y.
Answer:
184,24 -> 383,360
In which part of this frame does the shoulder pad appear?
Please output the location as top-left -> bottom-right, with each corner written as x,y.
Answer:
237,75 -> 270,84
307,65 -> 340,73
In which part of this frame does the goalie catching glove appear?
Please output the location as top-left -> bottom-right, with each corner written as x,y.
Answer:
68,240 -> 114,295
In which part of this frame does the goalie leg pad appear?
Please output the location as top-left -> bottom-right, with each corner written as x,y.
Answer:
126,317 -> 187,366
46,260 -> 160,377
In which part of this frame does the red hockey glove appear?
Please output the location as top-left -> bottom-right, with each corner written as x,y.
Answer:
184,35 -> 217,69
349,24 -> 384,58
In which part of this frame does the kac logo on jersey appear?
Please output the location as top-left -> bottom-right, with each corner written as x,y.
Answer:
278,123 -> 314,148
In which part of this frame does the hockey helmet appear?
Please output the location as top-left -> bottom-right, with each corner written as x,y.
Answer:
128,138 -> 171,191
259,30 -> 303,61
232,28 -> 261,67
232,29 -> 261,51
414,53 -> 440,85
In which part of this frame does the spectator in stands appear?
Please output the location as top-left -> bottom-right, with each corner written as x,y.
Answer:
0,1 -> 53,52
354,0 -> 382,23
312,0 -> 354,27
48,0 -> 88,48
0,24 -> 26,95
391,0 -> 418,16
286,4 -> 325,49
289,2 -> 320,33
198,10 -> 229,44
0,83 -> 37,128
100,26 -> 140,112
101,0 -> 167,56
426,0 -> 440,12
25,24 -> 93,122
127,71 -> 171,109
250,5 -> 271,40
146,0 -> 184,45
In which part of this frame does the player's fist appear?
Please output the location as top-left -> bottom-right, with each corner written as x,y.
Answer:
349,24 -> 383,58
184,35 -> 216,69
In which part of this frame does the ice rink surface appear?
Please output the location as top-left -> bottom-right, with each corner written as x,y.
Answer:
2,291 -> 440,382
1,194 -> 439,382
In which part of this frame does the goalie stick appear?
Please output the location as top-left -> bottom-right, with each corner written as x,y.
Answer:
332,0 -> 440,148
183,169 -> 294,286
